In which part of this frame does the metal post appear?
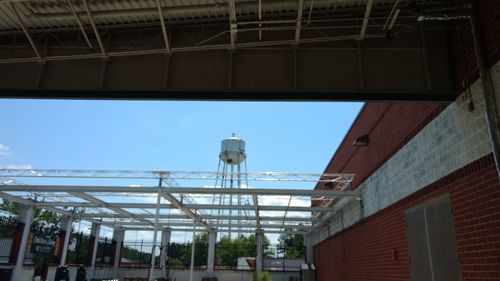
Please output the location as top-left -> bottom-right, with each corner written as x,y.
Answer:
112,227 -> 125,277
149,179 -> 163,281
189,220 -> 196,281
160,227 -> 171,279
229,164 -> 234,239
89,222 -> 101,279
305,234 -> 313,263
12,205 -> 34,279
207,228 -> 217,274
59,216 -> 73,266
255,229 -> 263,272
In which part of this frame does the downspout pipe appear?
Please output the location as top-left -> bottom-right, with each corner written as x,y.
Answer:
418,6 -> 500,180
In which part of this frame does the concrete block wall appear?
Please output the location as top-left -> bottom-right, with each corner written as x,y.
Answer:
308,59 -> 496,247
308,35 -> 500,280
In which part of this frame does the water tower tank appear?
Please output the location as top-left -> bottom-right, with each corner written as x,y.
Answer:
220,134 -> 246,165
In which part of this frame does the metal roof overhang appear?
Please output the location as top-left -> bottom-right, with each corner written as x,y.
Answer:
0,0 -> 457,101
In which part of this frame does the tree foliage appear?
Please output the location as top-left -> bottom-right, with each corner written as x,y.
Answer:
0,199 -> 62,228
168,232 -> 208,268
216,234 -> 271,267
277,231 -> 304,259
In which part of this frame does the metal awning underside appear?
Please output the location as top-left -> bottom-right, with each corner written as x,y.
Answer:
0,0 -> 440,31
0,169 -> 356,234
0,0 -> 456,101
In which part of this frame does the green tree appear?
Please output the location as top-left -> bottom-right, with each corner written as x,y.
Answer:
216,234 -> 271,267
277,231 -> 304,259
0,199 -> 62,227
168,233 -> 208,268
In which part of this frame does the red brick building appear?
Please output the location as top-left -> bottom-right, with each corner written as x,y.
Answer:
308,1 -> 500,280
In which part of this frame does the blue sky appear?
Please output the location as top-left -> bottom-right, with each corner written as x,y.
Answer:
0,100 -> 362,174
0,99 -> 363,242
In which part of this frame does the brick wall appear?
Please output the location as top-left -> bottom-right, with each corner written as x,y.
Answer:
313,154 -> 500,281
314,0 -> 500,201
316,102 -> 446,193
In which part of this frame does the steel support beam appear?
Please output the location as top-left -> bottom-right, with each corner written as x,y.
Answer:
69,191 -> 154,226
122,227 -> 304,234
294,0 -> 304,45
9,3 -> 42,61
82,0 -> 106,57
161,192 -> 210,229
253,194 -> 261,229
0,184 -> 361,197
359,0 -> 374,39
107,222 -> 314,230
29,201 -> 330,212
156,0 -> 170,53
228,0 -> 237,49
66,0 -> 93,49
78,213 -> 318,222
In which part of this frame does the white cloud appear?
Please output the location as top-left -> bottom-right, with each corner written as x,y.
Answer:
4,164 -> 32,169
0,144 -> 11,156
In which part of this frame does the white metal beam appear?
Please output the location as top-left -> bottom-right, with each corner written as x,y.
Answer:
0,185 -> 360,197
0,169 -> 354,183
110,221 -> 314,229
122,227 -> 304,234
69,191 -> 154,226
78,213 -> 318,221
31,201 -> 330,212
161,191 -> 210,229
253,194 -> 260,229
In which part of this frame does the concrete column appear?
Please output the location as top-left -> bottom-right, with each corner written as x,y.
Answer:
12,205 -> 35,279
255,229 -> 263,272
112,227 -> 125,277
305,233 -> 314,263
206,228 -> 217,274
160,227 -> 171,278
89,222 -> 101,278
59,216 -> 73,266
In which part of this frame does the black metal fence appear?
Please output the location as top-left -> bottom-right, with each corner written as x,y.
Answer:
0,216 -> 16,263
167,242 -> 207,269
66,231 -> 90,265
95,237 -> 113,266
121,240 -> 156,267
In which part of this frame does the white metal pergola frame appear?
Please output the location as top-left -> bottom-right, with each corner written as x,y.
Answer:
0,168 -> 356,233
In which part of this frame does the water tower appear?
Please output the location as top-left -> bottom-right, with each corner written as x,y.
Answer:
212,134 -> 250,239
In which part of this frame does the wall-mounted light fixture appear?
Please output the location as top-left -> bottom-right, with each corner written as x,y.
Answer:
353,134 -> 369,146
